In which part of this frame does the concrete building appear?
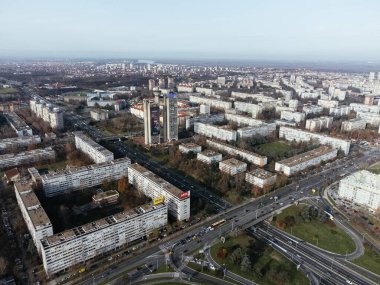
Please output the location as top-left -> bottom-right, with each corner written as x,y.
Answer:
275,119 -> 298,127
234,101 -> 262,118
350,103 -> 380,114
237,124 -> 276,138
40,203 -> 167,275
219,158 -> 247,175
199,104 -> 210,114
128,163 -> 190,221
338,170 -> 380,211
0,135 -> 41,151
167,77 -> 174,89
225,114 -> 264,127
34,158 -> 131,197
148,79 -> 156,90
288,99 -> 299,110
163,92 -> 178,142
14,182 -> 53,254
143,100 -> 161,145
279,126 -> 350,155
302,105 -> 324,116
207,139 -> 267,166
280,110 -> 306,123
177,84 -> 194,93
29,100 -> 64,130
317,99 -> 339,109
305,116 -> 333,132
3,112 -> 33,137
158,78 -> 166,89
74,132 -> 114,164
364,95 -> 375,106
245,169 -> 277,188
90,109 -> 109,121
179,143 -> 202,154
356,111 -> 380,126
329,105 -> 351,117
189,95 -> 232,110
195,87 -> 214,96
341,118 -> 367,132
0,147 -> 55,170
197,150 -> 223,164
194,123 -> 237,141
275,146 -> 337,176
217,77 -> 226,85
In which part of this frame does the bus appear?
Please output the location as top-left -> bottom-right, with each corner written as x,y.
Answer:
211,219 -> 226,229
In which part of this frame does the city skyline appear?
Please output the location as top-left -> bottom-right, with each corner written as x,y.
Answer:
1,0 -> 380,61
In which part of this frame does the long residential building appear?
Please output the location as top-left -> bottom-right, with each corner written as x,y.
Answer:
128,163 -> 190,221
237,123 -> 276,138
341,118 -> 366,132
279,126 -> 350,155
356,111 -> 380,126
338,170 -> 380,211
3,112 -> 33,137
0,135 -> 41,150
30,100 -> 64,130
225,113 -> 265,127
14,182 -> 53,254
33,158 -> 131,197
189,95 -> 232,110
207,139 -> 267,166
197,150 -> 223,164
280,110 -> 305,123
305,116 -> 333,132
40,203 -> 167,275
194,122 -> 237,141
275,146 -> 337,176
233,101 -> 263,118
0,147 -> 55,170
329,105 -> 351,117
74,132 -> 114,163
350,103 -> 380,114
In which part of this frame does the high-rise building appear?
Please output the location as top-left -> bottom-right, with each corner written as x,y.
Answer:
369,72 -> 375,81
148,79 -> 156,90
143,100 -> 160,144
163,92 -> 178,142
158,78 -> 166,89
167,77 -> 174,89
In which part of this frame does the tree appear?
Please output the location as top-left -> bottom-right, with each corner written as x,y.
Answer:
117,176 -> 129,193
240,252 -> 252,272
0,257 -> 7,276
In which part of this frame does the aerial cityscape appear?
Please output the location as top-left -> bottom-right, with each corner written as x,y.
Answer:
0,1 -> 379,285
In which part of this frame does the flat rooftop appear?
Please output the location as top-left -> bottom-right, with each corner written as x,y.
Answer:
247,168 -> 276,179
129,163 -> 184,197
181,143 -> 201,149
207,139 -> 266,159
276,146 -> 336,167
220,158 -> 247,167
74,131 -> 113,157
199,149 -> 221,157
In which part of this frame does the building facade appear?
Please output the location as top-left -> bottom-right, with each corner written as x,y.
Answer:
0,147 -> 55,170
179,143 -> 202,154
194,122 -> 237,141
341,118 -> 367,132
163,92 -> 178,142
143,100 -> 161,144
245,169 -> 277,188
219,158 -> 247,175
197,150 -> 223,164
74,132 -> 114,163
128,163 -> 190,221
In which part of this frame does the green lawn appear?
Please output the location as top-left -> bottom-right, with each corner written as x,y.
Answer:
0,87 -> 18,94
274,205 -> 356,254
155,264 -> 175,273
186,262 -> 239,284
210,234 -> 309,285
255,141 -> 293,159
368,163 -> 380,174
353,244 -> 380,275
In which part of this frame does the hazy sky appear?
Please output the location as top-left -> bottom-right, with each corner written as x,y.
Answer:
0,0 -> 379,61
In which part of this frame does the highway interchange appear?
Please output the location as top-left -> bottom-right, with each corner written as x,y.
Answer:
20,86 -> 380,285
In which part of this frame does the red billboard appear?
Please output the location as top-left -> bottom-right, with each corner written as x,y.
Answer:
179,192 -> 189,199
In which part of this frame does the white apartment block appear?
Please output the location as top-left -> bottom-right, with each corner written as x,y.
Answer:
195,87 -> 214,96
197,150 -> 223,164
331,89 -> 346,101
329,105 -> 351,117
41,203 -> 167,275
90,109 -> 109,121
338,170 -> 380,211
350,103 -> 380,114
225,113 -> 264,127
276,106 -> 295,113
341,118 -> 367,132
356,111 -> 380,127
231,92 -> 276,103
200,104 -> 211,114
0,135 -> 41,150
189,95 -> 232,110
237,124 -> 276,138
179,143 -> 202,154
194,122 -> 237,141
245,169 -> 277,188
275,119 -> 298,127
302,105 -> 324,115
30,100 -> 64,130
288,99 -> 299,109
300,92 -> 320,99
14,182 -> 53,254
305,116 -> 333,132
130,103 -> 144,119
3,112 -> 33,137
279,126 -> 350,155
74,132 -> 114,163
280,110 -> 306,123
207,139 -> 267,166
233,102 -> 263,118
317,99 -> 339,109
0,147 -> 55,170
177,84 -> 195,93
219,158 -> 247,175
128,163 -> 190,221
275,146 -> 337,176
35,158 -> 131,197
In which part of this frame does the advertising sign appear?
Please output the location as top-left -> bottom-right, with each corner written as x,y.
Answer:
153,195 -> 165,205
150,106 -> 160,136
179,192 -> 189,199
